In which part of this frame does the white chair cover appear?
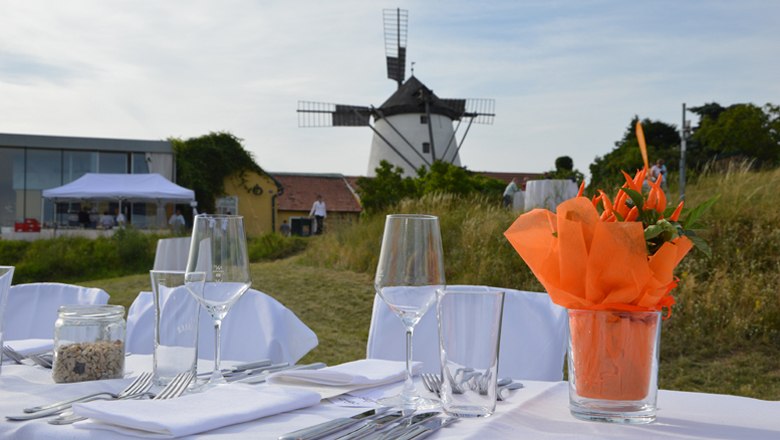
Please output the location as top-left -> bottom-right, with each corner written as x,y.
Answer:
524,179 -> 579,212
3,283 -> 110,340
153,237 -> 192,271
126,289 -> 318,364
366,286 -> 569,381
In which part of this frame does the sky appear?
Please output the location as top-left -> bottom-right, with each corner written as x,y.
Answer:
1,0 -> 779,179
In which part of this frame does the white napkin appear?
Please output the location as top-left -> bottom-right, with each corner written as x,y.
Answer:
267,359 -> 420,387
72,384 -> 321,438
4,339 -> 54,356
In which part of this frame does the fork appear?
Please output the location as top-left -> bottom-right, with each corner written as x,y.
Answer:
421,373 -> 519,401
2,345 -> 26,364
7,372 -> 154,421
48,370 -> 194,425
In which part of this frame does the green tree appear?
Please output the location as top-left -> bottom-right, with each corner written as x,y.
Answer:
690,103 -> 780,167
172,132 -> 264,214
416,161 -> 504,200
590,117 -> 680,191
356,161 -> 418,213
545,155 -> 585,185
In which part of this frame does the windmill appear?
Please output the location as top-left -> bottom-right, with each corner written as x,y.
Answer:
297,8 -> 495,177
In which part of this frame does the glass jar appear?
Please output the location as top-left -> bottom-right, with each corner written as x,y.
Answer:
53,304 -> 126,383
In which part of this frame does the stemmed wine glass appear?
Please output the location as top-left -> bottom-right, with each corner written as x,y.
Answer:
375,214 -> 446,409
185,214 -> 251,386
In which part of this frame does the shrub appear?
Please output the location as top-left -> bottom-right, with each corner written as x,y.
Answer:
248,233 -> 308,262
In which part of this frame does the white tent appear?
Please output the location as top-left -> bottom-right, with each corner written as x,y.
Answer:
43,173 -> 194,202
43,173 -> 195,228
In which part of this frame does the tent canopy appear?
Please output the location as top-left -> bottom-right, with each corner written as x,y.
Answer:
42,173 -> 195,203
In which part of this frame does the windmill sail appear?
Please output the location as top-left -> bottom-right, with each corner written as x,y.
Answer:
383,8 -> 408,87
297,101 -> 371,127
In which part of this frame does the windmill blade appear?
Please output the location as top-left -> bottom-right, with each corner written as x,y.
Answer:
464,98 -> 496,125
383,8 -> 408,87
297,101 -> 372,127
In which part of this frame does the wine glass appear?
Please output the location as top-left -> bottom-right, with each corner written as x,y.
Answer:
375,214 -> 445,410
185,214 -> 251,386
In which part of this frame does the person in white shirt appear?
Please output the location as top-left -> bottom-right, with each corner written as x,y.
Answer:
168,209 -> 186,234
115,208 -> 127,229
503,178 -> 519,208
309,195 -> 327,235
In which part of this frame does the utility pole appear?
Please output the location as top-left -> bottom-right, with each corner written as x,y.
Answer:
680,103 -> 687,201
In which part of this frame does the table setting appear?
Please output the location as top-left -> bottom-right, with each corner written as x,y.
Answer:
2,201 -> 780,439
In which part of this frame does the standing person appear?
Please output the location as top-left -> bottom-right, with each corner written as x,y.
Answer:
650,159 -> 668,192
115,208 -> 127,229
503,178 -> 519,208
309,195 -> 327,235
168,209 -> 185,234
280,219 -> 291,237
100,211 -> 115,229
78,206 -> 90,229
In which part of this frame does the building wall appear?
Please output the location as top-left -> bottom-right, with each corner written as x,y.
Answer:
222,171 -> 279,237
0,141 -> 173,229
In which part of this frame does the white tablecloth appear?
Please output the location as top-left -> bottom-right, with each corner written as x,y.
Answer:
1,355 -> 778,439
524,179 -> 579,212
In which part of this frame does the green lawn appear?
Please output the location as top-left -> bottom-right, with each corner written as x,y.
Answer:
87,256 -> 779,400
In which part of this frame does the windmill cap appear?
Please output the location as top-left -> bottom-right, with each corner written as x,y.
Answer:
377,76 -> 465,120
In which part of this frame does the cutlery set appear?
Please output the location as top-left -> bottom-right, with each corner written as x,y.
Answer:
279,408 -> 457,440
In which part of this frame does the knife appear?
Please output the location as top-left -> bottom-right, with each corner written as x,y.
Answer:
362,411 -> 440,440
197,359 -> 273,377
278,407 -> 390,440
393,416 -> 459,440
231,362 -> 327,385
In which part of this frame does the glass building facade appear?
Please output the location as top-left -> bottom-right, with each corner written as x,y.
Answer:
0,133 -> 174,230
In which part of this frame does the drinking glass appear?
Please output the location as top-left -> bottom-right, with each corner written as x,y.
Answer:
375,214 -> 445,409
185,215 -> 251,386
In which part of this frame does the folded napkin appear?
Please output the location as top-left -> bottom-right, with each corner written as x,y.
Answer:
5,339 -> 54,356
267,359 -> 420,387
72,384 -> 321,438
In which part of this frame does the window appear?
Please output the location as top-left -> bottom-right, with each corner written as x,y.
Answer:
99,152 -> 128,173
420,115 -> 428,124
422,142 -> 431,154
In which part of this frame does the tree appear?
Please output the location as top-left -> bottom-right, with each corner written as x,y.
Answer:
589,117 -> 680,191
690,103 -> 780,167
172,132 -> 264,214
546,155 -> 584,185
356,161 -> 417,213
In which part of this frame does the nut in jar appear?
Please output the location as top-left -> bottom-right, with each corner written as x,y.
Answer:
53,304 -> 126,383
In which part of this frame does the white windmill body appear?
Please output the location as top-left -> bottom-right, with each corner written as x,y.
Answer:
367,76 -> 462,177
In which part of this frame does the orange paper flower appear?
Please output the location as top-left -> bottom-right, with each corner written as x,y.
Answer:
504,169 -> 693,314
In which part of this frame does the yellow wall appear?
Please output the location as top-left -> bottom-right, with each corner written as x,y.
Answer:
222,171 -> 279,237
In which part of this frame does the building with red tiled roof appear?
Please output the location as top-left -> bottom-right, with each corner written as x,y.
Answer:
271,173 -> 362,235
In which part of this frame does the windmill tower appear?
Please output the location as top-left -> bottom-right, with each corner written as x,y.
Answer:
297,8 -> 495,177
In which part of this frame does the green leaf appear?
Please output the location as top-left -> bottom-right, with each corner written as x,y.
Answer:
686,232 -> 713,258
644,224 -> 664,240
622,188 -> 644,212
682,195 -> 720,230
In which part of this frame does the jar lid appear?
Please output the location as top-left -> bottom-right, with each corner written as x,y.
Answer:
57,304 -> 125,319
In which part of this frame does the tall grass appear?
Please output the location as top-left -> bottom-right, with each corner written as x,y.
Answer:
666,164 -> 780,355
299,193 -> 544,290
298,171 -> 780,397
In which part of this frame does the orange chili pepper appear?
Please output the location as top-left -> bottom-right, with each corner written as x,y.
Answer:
625,206 -> 639,222
669,201 -> 684,222
621,170 -> 642,194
